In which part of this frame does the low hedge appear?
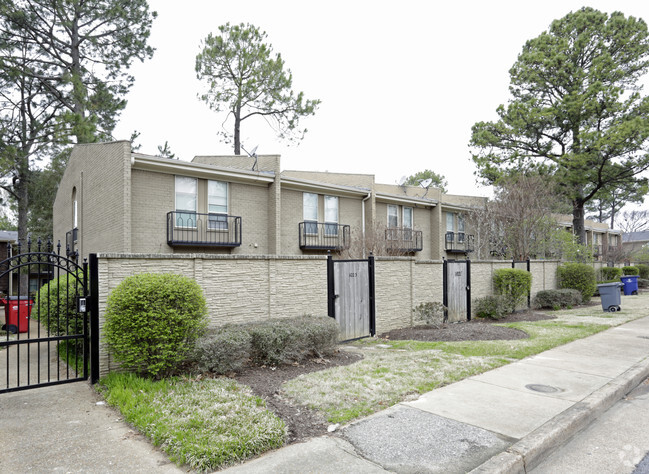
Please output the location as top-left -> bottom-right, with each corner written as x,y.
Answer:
598,267 -> 622,282
623,266 -> 639,276
473,295 -> 508,320
192,315 -> 339,373
557,263 -> 597,303
532,289 -> 582,310
637,264 -> 649,280
493,268 -> 532,312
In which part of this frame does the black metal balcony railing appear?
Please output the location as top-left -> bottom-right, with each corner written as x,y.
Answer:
299,222 -> 350,250
445,232 -> 475,253
167,212 -> 241,247
385,227 -> 423,253
65,228 -> 78,258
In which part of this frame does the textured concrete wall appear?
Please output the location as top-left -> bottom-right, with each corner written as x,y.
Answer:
96,255 -> 566,376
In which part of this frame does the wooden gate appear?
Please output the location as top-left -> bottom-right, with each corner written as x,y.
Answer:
327,255 -> 375,341
443,259 -> 471,322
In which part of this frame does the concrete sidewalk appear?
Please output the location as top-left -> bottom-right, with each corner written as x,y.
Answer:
2,313 -> 649,473
225,315 -> 649,473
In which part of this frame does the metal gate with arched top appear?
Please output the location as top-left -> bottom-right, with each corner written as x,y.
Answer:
0,240 -> 99,393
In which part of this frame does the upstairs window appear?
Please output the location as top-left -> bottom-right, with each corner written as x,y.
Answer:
303,193 -> 318,234
175,176 -> 197,227
388,205 -> 399,228
324,195 -> 339,236
208,180 -> 228,230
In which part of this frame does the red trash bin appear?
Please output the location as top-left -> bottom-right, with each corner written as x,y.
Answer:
1,296 -> 33,334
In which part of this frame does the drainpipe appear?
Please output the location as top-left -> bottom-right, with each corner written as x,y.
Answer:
362,192 -> 372,258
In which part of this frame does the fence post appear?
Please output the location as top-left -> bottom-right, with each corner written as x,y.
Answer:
89,253 -> 99,384
327,252 -> 335,318
368,253 -> 376,336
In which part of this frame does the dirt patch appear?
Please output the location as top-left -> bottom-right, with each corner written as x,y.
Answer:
232,309 -> 555,444
380,310 -> 556,342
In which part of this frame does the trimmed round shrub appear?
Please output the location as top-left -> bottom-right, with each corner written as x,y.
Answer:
533,289 -> 582,310
493,268 -> 532,312
598,267 -> 622,282
622,266 -> 639,276
637,264 -> 649,280
473,295 -> 508,320
557,263 -> 597,303
192,326 -> 252,374
104,273 -> 208,378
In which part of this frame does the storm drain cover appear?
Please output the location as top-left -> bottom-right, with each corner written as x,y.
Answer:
525,384 -> 562,393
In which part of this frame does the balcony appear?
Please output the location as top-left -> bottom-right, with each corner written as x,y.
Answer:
593,244 -> 603,257
299,222 -> 350,250
445,232 -> 474,254
167,212 -> 241,247
385,227 -> 423,253
65,228 -> 78,258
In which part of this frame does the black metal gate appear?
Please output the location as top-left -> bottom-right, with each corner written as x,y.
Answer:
327,254 -> 376,341
0,240 -> 98,393
443,259 -> 471,322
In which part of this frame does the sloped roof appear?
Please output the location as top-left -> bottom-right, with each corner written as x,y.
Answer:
623,231 -> 649,243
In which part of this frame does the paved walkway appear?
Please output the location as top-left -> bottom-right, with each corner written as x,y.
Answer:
2,301 -> 649,473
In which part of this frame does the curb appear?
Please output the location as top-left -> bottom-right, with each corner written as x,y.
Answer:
470,356 -> 649,473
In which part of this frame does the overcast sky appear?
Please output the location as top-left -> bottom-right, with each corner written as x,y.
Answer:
112,0 -> 649,200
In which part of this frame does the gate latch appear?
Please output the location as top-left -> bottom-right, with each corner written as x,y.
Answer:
77,297 -> 88,313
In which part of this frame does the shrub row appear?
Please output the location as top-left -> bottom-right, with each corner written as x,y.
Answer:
598,267 -> 622,282
192,315 -> 339,374
623,266 -> 639,276
637,264 -> 649,280
532,289 -> 582,310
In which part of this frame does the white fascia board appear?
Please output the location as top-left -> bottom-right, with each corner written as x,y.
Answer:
280,176 -> 370,198
131,154 -> 275,186
375,192 -> 438,207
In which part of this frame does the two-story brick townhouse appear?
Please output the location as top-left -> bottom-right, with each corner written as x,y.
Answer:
555,215 -> 623,262
53,141 -> 484,261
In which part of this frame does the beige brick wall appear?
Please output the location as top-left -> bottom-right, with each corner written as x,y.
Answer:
53,141 -> 131,260
131,169 -> 174,254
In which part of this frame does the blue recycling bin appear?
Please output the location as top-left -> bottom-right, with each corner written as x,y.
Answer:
621,275 -> 639,296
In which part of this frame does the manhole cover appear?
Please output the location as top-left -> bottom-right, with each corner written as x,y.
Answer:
525,384 -> 562,393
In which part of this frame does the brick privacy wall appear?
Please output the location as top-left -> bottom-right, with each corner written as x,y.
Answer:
53,141 -> 131,259
95,255 -> 571,376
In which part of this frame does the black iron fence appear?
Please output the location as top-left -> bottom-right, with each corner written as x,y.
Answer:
299,222 -> 350,250
167,212 -> 242,247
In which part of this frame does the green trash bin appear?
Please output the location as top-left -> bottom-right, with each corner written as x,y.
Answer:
597,282 -> 622,312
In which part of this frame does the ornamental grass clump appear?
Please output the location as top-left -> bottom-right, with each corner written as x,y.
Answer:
104,273 -> 208,379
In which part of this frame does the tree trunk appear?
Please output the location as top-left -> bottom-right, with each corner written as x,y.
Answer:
234,104 -> 241,155
572,200 -> 587,245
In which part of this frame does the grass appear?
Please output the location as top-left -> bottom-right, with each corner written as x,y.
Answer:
283,294 -> 649,425
98,293 -> 649,471
99,373 -> 286,472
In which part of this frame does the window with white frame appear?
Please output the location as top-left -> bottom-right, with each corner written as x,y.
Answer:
175,176 -> 197,227
387,205 -> 399,239
445,212 -> 454,242
324,195 -> 339,236
208,180 -> 228,230
403,207 -> 413,240
303,193 -> 318,234
457,214 -> 465,243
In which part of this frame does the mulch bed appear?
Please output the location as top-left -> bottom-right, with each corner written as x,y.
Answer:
231,309 -> 556,445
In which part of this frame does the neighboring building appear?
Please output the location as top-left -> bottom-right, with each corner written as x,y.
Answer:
622,231 -> 649,255
555,215 -> 623,261
0,230 -> 17,295
53,141 -> 484,261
